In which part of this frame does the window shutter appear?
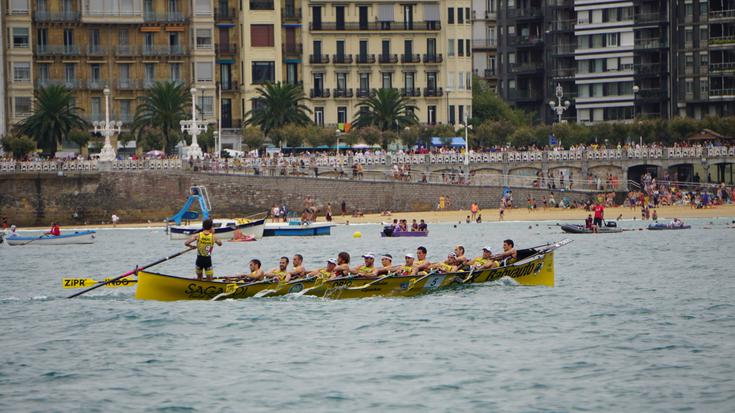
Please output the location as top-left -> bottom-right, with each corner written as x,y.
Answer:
378,4 -> 394,21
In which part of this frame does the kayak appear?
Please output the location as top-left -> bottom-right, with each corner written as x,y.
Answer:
648,223 -> 691,230
167,218 -> 265,240
381,227 -> 428,237
6,230 -> 96,246
134,239 -> 571,301
560,224 -> 622,234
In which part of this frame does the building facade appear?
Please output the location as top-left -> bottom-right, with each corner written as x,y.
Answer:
471,0 -> 498,90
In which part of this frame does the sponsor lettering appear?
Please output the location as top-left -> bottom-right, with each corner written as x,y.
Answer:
288,283 -> 304,293
489,261 -> 544,281
184,283 -> 249,299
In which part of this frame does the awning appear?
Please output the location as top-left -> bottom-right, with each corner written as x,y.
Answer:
423,4 -> 440,21
282,24 -> 302,28
378,4 -> 394,21
140,27 -> 160,32
165,26 -> 185,32
216,23 -> 236,28
217,59 -> 235,64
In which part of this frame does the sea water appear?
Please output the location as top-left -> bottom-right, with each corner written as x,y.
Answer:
1,219 -> 734,412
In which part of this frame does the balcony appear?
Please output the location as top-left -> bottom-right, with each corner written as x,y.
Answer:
283,43 -> 303,57
472,39 -> 496,50
378,54 -> 398,64
710,35 -> 735,46
512,62 -> 544,74
86,79 -> 107,90
282,7 -> 301,20
552,44 -> 575,55
709,9 -> 735,20
355,54 -> 376,64
216,43 -> 238,55
87,45 -> 107,57
250,0 -> 274,10
36,79 -> 81,89
215,7 -> 237,20
507,89 -> 542,101
333,88 -> 353,98
710,62 -> 735,73
635,63 -> 665,74
551,68 -> 575,78
220,82 -> 239,91
310,88 -> 330,98
636,89 -> 665,99
401,88 -> 421,97
423,87 -> 443,97
635,38 -> 668,49
309,54 -> 329,64
115,45 -> 138,56
484,69 -> 497,78
710,88 -> 735,97
510,35 -> 543,48
508,7 -> 543,20
423,54 -> 443,63
356,88 -> 374,98
117,79 -> 142,90
143,11 -> 186,23
636,12 -> 668,25
549,19 -> 575,32
142,45 -> 187,56
35,45 -> 83,57
309,21 -> 440,31
332,54 -> 353,64
33,10 -> 80,22
400,53 -> 421,63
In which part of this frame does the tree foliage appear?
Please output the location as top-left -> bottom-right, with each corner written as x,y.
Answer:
244,82 -> 312,136
14,85 -> 88,155
353,88 -> 418,131
242,127 -> 266,150
132,81 -> 190,153
2,135 -> 37,159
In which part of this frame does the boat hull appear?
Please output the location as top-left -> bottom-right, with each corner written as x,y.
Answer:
262,223 -> 334,237
6,230 -> 96,246
168,219 -> 265,240
648,224 -> 691,230
135,243 -> 564,301
561,224 -> 622,234
381,229 -> 428,237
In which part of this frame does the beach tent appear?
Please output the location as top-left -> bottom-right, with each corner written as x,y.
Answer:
431,137 -> 466,147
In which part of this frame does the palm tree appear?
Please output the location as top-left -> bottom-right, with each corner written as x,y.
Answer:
14,85 -> 88,155
132,81 -> 189,153
244,82 -> 312,136
353,88 -> 418,131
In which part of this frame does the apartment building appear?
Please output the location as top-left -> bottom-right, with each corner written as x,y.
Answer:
674,0 -> 735,118
471,0 -> 498,90
299,0 -> 473,127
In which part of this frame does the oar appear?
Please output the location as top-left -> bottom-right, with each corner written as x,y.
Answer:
211,283 -> 239,301
460,267 -> 477,284
17,234 -> 50,246
67,248 -> 194,299
62,278 -> 137,289
293,276 -> 324,296
405,270 -> 438,291
254,279 -> 288,298
345,273 -> 396,291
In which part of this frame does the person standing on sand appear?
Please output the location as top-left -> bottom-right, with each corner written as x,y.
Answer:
438,195 -> 446,210
111,214 -> 119,228
341,200 -> 347,216
326,203 -> 333,222
470,202 -> 479,221
499,199 -> 505,221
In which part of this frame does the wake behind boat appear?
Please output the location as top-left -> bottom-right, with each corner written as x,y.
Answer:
6,230 -> 96,246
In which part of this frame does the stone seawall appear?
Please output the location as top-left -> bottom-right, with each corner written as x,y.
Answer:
0,172 -> 595,226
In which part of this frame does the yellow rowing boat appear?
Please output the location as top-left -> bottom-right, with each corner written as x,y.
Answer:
134,240 -> 570,301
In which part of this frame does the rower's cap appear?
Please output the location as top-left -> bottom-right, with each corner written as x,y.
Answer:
362,253 -> 375,259
327,258 -> 337,265
448,252 -> 457,258
381,254 -> 393,260
405,253 -> 415,259
482,246 -> 492,252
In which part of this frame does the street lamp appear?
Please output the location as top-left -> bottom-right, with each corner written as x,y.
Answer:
548,83 -> 571,123
92,87 -> 122,162
632,85 -> 640,121
455,112 -> 472,183
179,87 -> 206,160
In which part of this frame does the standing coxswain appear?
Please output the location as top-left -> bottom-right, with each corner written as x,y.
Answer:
184,218 -> 222,280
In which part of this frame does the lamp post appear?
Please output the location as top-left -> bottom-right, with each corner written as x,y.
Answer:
93,87 -> 122,162
548,83 -> 571,123
632,85 -> 640,121
180,87 -> 205,160
455,112 -> 472,183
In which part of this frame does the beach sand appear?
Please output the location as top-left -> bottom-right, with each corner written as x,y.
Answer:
13,205 -> 735,230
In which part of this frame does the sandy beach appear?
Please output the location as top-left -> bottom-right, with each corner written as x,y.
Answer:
12,204 -> 735,230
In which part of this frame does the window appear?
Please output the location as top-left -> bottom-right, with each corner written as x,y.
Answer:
314,107 -> 324,125
249,0 -> 273,10
36,28 -> 47,47
64,28 -> 73,47
195,0 -> 212,14
120,100 -> 131,121
404,72 -> 415,91
91,97 -> 102,120
196,61 -> 214,82
359,72 -> 370,91
382,72 -> 392,89
336,73 -> 347,90
447,71 -> 454,90
458,72 -> 464,90
449,105 -> 455,124
118,29 -> 129,45
196,28 -> 212,48
15,97 -> 32,116
457,7 -> 463,24
427,105 -> 436,125
13,27 -> 29,48
171,63 -> 181,81
465,7 -> 470,21
448,39 -> 454,56
11,0 -> 29,14
38,64 -> 49,81
251,24 -> 274,47
119,64 -> 130,81
13,62 -> 31,82
251,61 -> 274,83
458,39 -> 464,56
337,106 -> 347,124
200,96 -> 214,116
466,72 -> 472,89
64,63 -> 75,81
466,40 -> 471,57
144,63 -> 155,81
458,105 -> 464,124
426,72 -> 437,90
90,64 -> 101,81
448,7 -> 454,24
606,33 -> 619,47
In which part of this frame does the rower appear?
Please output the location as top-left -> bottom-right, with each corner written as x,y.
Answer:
398,254 -> 417,276
332,251 -> 351,279
493,239 -> 518,266
307,258 -> 338,279
289,254 -> 307,279
414,246 -> 432,273
351,253 -> 377,278
226,259 -> 264,282
375,254 -> 395,276
184,218 -> 222,281
469,247 -> 499,270
45,222 -> 61,236
453,245 -> 469,266
430,253 -> 459,273
265,256 -> 291,282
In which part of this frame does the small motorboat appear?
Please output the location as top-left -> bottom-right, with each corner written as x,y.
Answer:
381,226 -> 428,237
560,224 -> 622,234
168,218 -> 265,240
647,223 -> 691,230
262,222 -> 335,236
5,230 -> 96,246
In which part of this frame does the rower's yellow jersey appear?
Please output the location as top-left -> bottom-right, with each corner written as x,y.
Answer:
197,231 -> 215,256
357,265 -> 374,276
271,270 -> 288,281
317,269 -> 332,280
438,263 -> 455,273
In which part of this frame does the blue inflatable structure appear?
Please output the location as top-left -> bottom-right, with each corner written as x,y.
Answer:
166,186 -> 211,225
